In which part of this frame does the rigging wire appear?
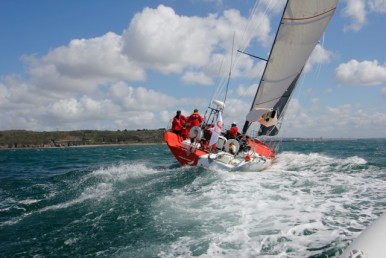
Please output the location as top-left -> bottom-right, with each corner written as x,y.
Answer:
209,0 -> 276,105
207,0 -> 285,132
223,32 -> 236,107
315,32 -> 326,80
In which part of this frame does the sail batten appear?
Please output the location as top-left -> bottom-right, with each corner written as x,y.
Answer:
244,0 -> 339,136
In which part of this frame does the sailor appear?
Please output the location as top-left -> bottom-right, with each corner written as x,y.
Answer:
187,109 -> 203,143
187,109 -> 203,128
171,110 -> 187,138
227,122 -> 238,139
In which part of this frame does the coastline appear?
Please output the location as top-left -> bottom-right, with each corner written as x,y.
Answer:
0,142 -> 166,150
0,129 -> 165,150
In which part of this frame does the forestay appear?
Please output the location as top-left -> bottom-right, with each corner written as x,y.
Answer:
244,0 -> 339,136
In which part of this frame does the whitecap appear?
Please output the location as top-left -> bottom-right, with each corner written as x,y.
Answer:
151,152 -> 385,257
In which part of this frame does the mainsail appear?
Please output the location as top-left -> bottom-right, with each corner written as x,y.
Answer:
243,0 -> 339,136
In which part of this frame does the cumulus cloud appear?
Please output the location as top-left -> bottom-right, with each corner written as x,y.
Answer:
181,71 -> 213,85
6,4 -> 269,130
122,5 -> 271,76
281,99 -> 386,138
23,32 -> 146,95
0,5 -> 280,133
2,2 -> 383,137
335,59 -> 386,85
236,84 -> 258,97
343,0 -> 367,31
44,32 -> 145,82
343,0 -> 386,31
220,97 -> 251,127
0,78 -> 182,131
109,81 -> 178,111
368,0 -> 386,13
304,44 -> 335,73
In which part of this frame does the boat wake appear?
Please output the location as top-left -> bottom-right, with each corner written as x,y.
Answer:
1,150 -> 385,257
147,151 -> 385,257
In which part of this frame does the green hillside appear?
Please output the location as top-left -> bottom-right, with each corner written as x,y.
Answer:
0,129 -> 165,149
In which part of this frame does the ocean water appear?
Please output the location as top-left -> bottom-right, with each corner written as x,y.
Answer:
1,139 -> 385,257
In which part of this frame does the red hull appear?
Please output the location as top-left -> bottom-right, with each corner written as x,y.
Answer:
163,131 -> 208,166
164,131 -> 275,167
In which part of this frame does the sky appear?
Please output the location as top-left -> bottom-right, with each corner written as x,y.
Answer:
1,0 -> 386,138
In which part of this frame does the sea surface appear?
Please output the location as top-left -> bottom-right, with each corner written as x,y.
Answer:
1,139 -> 386,257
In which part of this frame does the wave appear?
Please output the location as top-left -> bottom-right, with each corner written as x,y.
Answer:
272,151 -> 368,173
0,161 -> 192,229
2,145 -> 385,257
150,152 -> 386,257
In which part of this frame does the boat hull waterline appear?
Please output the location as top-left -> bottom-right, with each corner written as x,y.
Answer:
164,131 -> 274,172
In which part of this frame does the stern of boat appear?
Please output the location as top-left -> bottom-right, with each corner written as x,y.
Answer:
164,131 -> 208,166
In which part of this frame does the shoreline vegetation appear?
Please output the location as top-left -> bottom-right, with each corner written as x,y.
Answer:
0,129 -> 371,150
0,129 -> 165,149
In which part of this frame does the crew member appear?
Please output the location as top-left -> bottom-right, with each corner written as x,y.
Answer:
171,110 -> 187,137
188,109 -> 203,128
227,122 -> 238,139
187,109 -> 203,143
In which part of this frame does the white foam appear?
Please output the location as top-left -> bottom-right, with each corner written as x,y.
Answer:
19,199 -> 40,205
64,237 -> 78,245
0,161 -> 168,228
88,162 -> 163,182
153,151 -> 385,257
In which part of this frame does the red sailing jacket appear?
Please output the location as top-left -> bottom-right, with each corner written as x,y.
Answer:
188,113 -> 203,127
228,125 -> 238,138
172,115 -> 187,131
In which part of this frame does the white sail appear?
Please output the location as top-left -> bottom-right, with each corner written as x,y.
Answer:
244,0 -> 339,136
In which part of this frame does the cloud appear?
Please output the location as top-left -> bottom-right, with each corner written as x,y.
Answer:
335,59 -> 386,85
22,32 -> 146,96
220,97 -> 251,127
343,0 -> 367,31
304,44 -> 335,73
109,81 -> 178,111
4,5 -> 252,131
343,0 -> 386,31
368,0 -> 386,13
3,2 -> 382,137
259,0 -> 287,13
281,99 -> 386,138
236,84 -> 258,97
121,5 -> 271,75
0,79 -> 173,131
44,32 -> 145,82
181,71 -> 214,85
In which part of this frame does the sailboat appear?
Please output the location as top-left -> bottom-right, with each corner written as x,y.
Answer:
164,0 -> 339,171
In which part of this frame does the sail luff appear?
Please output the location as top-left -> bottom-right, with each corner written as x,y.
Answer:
242,0 -> 290,135
243,0 -> 339,136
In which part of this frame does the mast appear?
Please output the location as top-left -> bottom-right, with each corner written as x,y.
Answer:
242,0 -> 339,136
242,0 -> 289,135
